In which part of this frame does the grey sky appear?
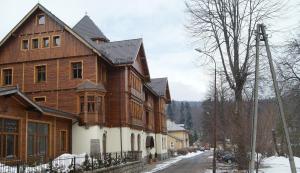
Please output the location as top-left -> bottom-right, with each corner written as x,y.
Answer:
0,0 -> 299,101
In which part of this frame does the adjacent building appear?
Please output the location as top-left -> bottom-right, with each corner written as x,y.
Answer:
0,4 -> 170,161
167,119 -> 189,150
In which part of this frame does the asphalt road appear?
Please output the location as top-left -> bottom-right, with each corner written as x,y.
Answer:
157,151 -> 213,173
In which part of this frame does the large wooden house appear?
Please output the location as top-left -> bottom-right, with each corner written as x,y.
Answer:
0,4 -> 171,161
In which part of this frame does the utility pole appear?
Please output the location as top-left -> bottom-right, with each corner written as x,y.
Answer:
249,24 -> 261,173
249,24 -> 297,173
261,24 -> 296,173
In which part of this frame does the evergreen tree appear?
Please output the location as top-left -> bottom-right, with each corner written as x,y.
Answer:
167,102 -> 175,121
184,102 -> 193,130
179,102 -> 185,124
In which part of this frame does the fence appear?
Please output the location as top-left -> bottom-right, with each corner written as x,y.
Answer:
0,151 -> 142,173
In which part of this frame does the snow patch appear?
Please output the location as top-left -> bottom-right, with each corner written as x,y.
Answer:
144,151 -> 204,173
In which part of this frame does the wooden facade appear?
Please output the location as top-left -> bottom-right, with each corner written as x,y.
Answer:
0,3 -> 171,160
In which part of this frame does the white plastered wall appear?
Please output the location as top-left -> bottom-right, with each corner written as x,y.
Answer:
72,124 -> 160,158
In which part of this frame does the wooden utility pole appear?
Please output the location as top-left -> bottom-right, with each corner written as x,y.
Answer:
249,24 -> 261,173
249,24 -> 297,173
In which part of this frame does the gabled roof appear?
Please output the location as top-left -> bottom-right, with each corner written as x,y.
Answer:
0,3 -> 108,64
77,80 -> 106,92
0,3 -> 151,78
0,86 -> 77,120
73,15 -> 109,42
147,78 -> 171,102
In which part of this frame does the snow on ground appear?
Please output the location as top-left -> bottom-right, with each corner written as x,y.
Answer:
0,153 -> 87,173
205,156 -> 300,173
259,156 -> 300,173
144,151 -> 204,173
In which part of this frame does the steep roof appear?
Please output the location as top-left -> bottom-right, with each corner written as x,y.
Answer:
148,78 -> 168,96
167,119 -> 187,132
0,4 -> 107,63
0,87 -> 77,120
73,15 -> 109,42
97,39 -> 143,64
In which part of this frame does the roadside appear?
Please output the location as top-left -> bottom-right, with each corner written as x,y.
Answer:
143,150 -> 212,173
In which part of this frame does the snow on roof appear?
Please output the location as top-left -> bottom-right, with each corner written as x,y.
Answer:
167,119 -> 187,132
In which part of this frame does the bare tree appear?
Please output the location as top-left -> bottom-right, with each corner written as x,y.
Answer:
186,0 -> 282,169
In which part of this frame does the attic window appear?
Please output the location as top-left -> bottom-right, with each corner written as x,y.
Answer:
22,39 -> 29,50
53,36 -> 61,47
37,14 -> 45,25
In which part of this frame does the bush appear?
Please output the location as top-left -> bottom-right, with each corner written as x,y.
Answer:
187,148 -> 197,153
176,148 -> 189,155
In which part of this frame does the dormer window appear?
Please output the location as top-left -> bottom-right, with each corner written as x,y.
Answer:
37,14 -> 45,25
92,38 -> 104,44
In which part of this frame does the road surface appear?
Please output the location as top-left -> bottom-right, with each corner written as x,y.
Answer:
157,151 -> 212,173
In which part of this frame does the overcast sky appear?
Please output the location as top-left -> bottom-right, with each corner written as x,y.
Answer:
0,0 -> 299,101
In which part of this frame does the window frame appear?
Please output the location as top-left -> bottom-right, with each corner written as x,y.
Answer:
27,121 -> 50,157
34,64 -> 47,83
31,38 -> 39,49
52,35 -> 61,47
70,61 -> 83,79
87,95 -> 95,113
0,118 -> 19,159
33,96 -> 46,102
59,130 -> 68,152
37,14 -> 46,25
1,68 -> 13,86
21,39 -> 29,50
41,37 -> 50,48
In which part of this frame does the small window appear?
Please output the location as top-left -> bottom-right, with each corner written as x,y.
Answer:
34,97 -> 46,102
22,40 -> 29,50
53,36 -> 61,47
60,131 -> 67,152
42,37 -> 49,48
35,65 -> 46,82
2,69 -> 12,86
71,62 -> 82,79
32,38 -> 39,49
87,96 -> 95,113
37,14 -> 45,25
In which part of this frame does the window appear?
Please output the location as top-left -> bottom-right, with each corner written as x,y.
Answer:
2,68 -> 12,86
22,39 -> 29,50
42,37 -> 49,48
170,142 -> 174,149
60,131 -> 67,152
34,96 -> 46,102
53,36 -> 61,47
0,118 -> 19,159
102,133 -> 107,154
37,14 -> 45,25
87,96 -> 95,113
131,133 -> 135,151
27,122 -> 49,157
79,96 -> 84,113
32,38 -> 39,49
35,65 -> 46,82
71,62 -> 82,79
137,134 -> 141,151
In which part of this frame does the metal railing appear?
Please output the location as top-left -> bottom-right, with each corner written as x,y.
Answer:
0,151 -> 142,173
